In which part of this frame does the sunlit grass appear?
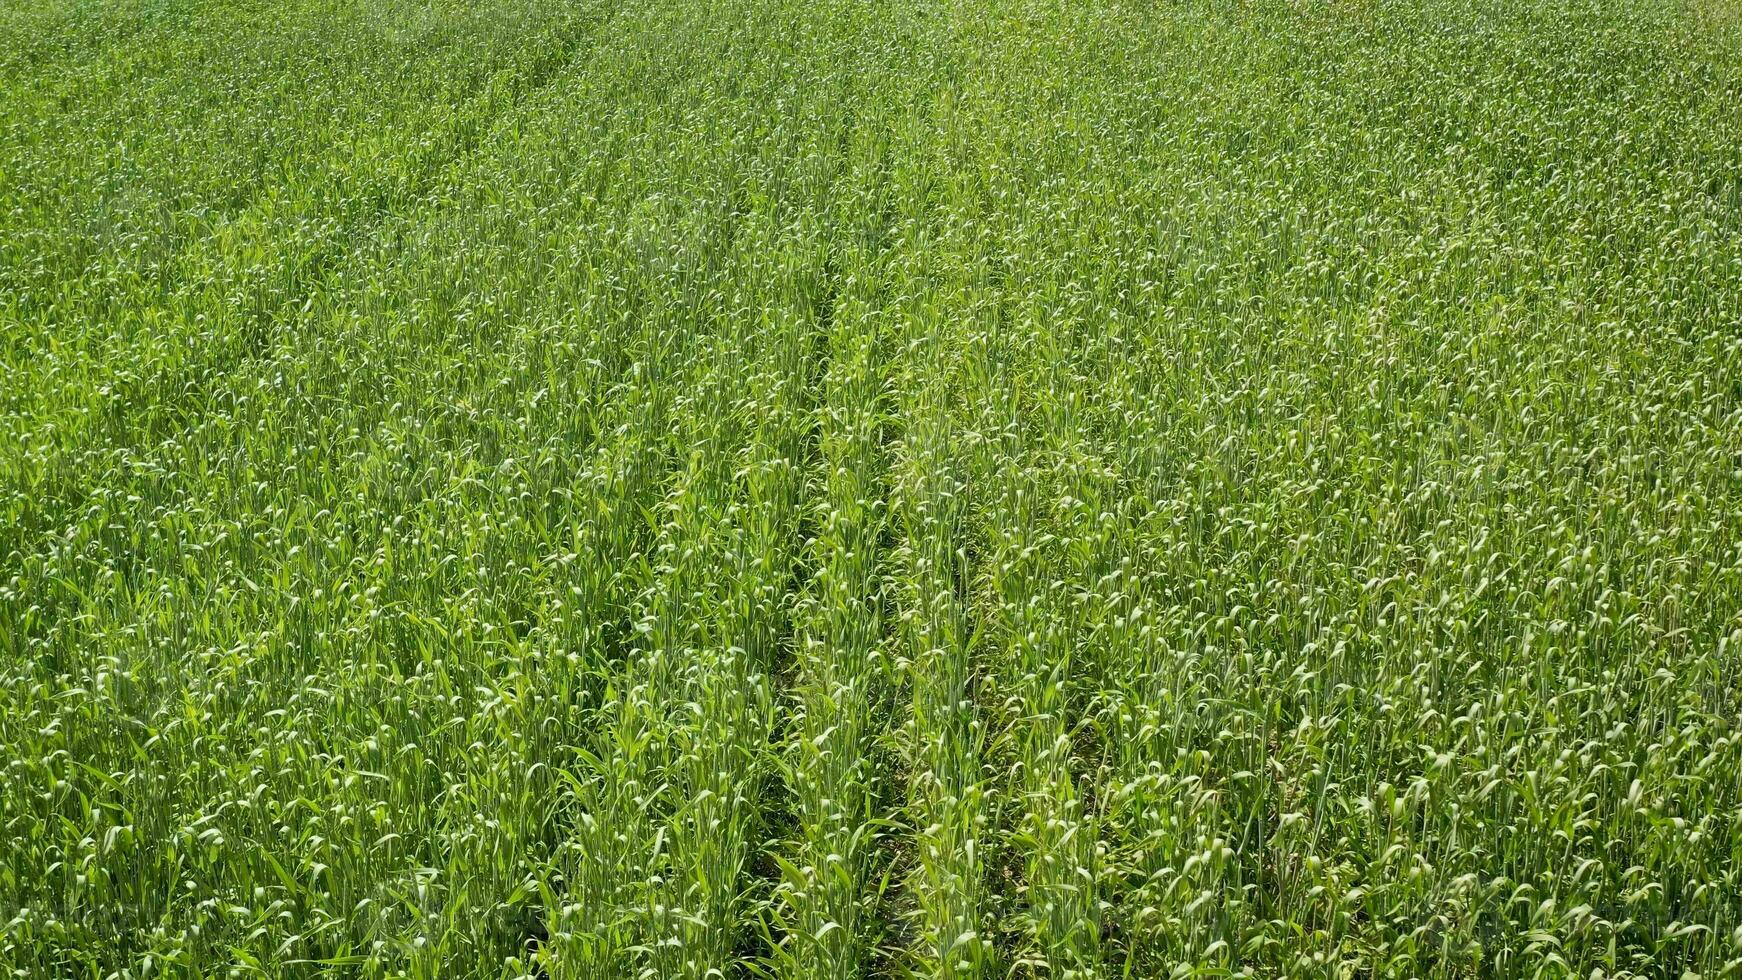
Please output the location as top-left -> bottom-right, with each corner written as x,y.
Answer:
3,0 -> 1741,977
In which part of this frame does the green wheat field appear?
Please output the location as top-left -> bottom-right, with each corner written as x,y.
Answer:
4,0 -> 1742,977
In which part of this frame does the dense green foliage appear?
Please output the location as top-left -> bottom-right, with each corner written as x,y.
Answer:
4,0 -> 1742,976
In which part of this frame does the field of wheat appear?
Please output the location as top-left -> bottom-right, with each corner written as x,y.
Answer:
3,0 -> 1742,977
